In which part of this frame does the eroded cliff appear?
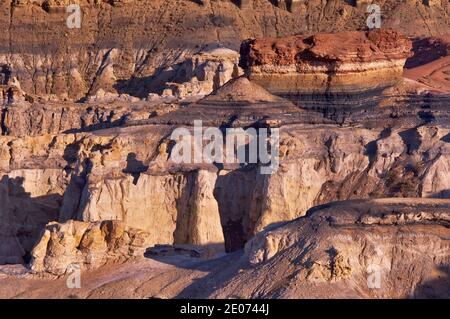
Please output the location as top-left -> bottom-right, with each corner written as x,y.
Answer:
0,2 -> 449,298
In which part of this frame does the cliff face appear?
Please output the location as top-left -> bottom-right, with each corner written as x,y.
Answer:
9,199 -> 449,298
240,29 -> 413,95
1,35 -> 450,275
66,123 -> 450,242
30,220 -> 149,275
3,109 -> 450,266
213,199 -> 450,298
0,0 -> 449,102
0,1 -> 449,298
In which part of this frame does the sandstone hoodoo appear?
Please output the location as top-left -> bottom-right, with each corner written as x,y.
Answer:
240,29 -> 413,97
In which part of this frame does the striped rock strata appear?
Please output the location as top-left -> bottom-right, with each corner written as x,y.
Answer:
240,29 -> 413,96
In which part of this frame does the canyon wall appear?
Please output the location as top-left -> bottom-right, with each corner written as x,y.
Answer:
2,115 -> 450,266
0,1 -> 448,279
0,0 -> 449,102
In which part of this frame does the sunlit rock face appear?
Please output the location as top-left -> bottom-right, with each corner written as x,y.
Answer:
30,220 -> 149,275
212,199 -> 450,299
0,0 -> 449,300
240,29 -> 413,96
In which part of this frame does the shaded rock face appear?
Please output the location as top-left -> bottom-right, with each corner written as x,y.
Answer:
0,101 -> 177,136
210,199 -> 450,298
75,170 -> 226,250
150,76 -> 305,128
0,45 -> 241,104
406,36 -> 450,69
240,29 -> 413,95
0,28 -> 449,264
0,170 -> 68,264
1,53 -> 450,268
30,220 -> 149,275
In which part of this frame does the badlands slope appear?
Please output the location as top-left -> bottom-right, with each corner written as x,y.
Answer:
0,0 -> 449,102
0,1 -> 449,299
1,198 -> 449,299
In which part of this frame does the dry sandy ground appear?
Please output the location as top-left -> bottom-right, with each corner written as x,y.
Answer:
404,55 -> 450,93
404,35 -> 450,94
0,253 -> 243,299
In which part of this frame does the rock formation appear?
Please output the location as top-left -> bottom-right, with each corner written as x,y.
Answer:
4,198 -> 448,298
240,29 -> 413,96
160,46 -> 242,99
30,220 -> 149,275
210,199 -> 450,298
0,0 -> 449,300
152,76 -> 304,127
2,89 -> 450,263
0,0 -> 448,102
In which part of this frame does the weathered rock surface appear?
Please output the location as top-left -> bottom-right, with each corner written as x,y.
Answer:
240,29 -> 413,95
2,107 -> 450,262
1,51 -> 450,267
1,100 -> 179,136
161,46 -> 242,99
2,198 -> 449,299
0,0 -> 448,102
0,0 -> 449,300
30,219 -> 149,275
210,199 -> 450,298
150,76 -> 305,127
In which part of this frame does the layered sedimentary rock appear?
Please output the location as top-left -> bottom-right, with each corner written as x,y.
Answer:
2,104 -> 450,264
75,170 -> 225,249
0,14 -> 449,290
1,58 -> 450,269
0,0 -> 448,103
2,198 -> 449,298
210,199 -> 450,298
1,100 -> 179,136
150,76 -> 305,126
161,46 -> 242,99
0,46 -> 241,104
240,29 -> 413,96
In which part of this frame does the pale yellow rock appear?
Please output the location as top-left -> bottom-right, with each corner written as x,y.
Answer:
30,220 -> 149,275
